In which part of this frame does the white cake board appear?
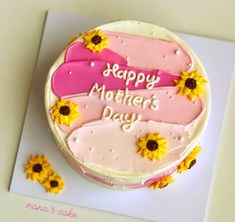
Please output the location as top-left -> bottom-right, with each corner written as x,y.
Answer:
10,11 -> 235,222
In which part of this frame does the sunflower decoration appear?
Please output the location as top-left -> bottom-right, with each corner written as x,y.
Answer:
177,146 -> 201,173
24,155 -> 51,181
83,29 -> 108,52
40,171 -> 64,194
174,71 -> 207,101
148,175 -> 174,190
51,99 -> 79,126
24,154 -> 65,194
137,132 -> 168,161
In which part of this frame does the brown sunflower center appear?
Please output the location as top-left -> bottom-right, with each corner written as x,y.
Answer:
188,159 -> 197,169
146,140 -> 159,151
59,106 -> 70,116
32,163 -> 43,173
50,180 -> 59,188
91,35 -> 102,45
160,183 -> 169,189
185,78 -> 197,90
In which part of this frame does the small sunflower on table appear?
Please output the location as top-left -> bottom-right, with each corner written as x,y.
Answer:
24,154 -> 64,194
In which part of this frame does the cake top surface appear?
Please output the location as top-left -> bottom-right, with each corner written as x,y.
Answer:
45,20 -> 210,178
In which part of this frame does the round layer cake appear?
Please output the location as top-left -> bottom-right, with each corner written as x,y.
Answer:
45,20 -> 210,190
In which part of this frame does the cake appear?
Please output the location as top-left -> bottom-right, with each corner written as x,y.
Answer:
45,20 -> 210,190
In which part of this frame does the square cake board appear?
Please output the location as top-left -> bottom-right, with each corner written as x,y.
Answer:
10,11 -> 235,222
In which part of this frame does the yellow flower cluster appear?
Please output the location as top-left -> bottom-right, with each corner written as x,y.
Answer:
24,155 -> 64,194
177,146 -> 201,173
148,176 -> 174,190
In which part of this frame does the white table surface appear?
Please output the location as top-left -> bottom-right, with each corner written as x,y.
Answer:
1,1 -> 235,222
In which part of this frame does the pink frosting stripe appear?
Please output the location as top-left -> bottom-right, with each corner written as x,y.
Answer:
52,61 -> 179,97
65,31 -> 192,75
104,31 -> 192,74
55,87 -> 203,133
65,43 -> 128,66
67,120 -> 191,174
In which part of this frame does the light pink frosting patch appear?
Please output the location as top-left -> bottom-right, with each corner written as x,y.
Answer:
67,120 -> 191,174
58,87 -> 203,133
52,61 -> 179,97
103,31 -> 192,74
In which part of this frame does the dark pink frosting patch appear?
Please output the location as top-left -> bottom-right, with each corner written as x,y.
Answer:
65,42 -> 127,66
52,61 -> 180,97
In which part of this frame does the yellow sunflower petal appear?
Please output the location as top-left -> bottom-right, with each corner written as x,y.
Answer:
192,87 -> 204,96
153,133 -> 161,139
137,141 -> 147,149
181,75 -> 188,80
175,80 -> 186,87
188,93 -> 197,101
177,87 -> 184,95
146,133 -> 155,140
155,138 -> 166,145
183,87 -> 192,95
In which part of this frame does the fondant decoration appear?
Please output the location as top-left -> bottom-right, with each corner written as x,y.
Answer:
174,71 -> 207,100
51,99 -> 79,126
67,120 -> 191,174
24,155 -> 51,181
40,171 -> 64,194
137,132 -> 168,160
177,146 -> 201,173
52,61 -> 180,97
24,154 -> 64,194
148,175 -> 174,190
83,29 -> 108,52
